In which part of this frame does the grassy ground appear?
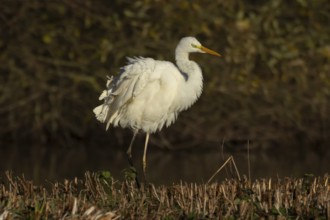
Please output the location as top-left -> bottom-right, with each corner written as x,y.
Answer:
0,171 -> 329,219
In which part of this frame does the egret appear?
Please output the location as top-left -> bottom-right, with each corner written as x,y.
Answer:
93,36 -> 220,178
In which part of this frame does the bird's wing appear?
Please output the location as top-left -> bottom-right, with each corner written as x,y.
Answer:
93,57 -> 158,130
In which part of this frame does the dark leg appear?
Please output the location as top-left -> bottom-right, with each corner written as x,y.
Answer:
126,129 -> 138,167
126,129 -> 140,188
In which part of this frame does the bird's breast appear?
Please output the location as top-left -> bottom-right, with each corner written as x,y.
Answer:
122,69 -> 179,133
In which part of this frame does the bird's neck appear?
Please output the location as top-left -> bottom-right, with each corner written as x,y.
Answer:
174,52 -> 203,111
175,50 -> 190,62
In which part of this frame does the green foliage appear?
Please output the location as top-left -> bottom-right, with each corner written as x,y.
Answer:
123,167 -> 139,182
98,170 -> 112,180
0,0 -> 329,149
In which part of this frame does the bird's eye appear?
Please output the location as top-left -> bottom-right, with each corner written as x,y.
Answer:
191,44 -> 198,48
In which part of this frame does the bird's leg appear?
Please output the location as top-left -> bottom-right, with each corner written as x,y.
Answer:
127,129 -> 138,167
126,129 -> 140,188
142,133 -> 150,181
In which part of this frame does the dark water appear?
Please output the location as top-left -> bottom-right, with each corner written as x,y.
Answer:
1,139 -> 329,185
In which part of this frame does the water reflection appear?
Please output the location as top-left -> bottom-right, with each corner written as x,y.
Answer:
1,141 -> 328,185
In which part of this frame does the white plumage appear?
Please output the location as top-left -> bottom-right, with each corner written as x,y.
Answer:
93,36 -> 220,177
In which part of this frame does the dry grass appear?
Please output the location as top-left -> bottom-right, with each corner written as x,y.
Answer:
0,171 -> 329,219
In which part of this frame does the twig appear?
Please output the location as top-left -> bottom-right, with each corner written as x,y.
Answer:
220,138 -> 230,178
208,156 -> 241,184
207,156 -> 232,184
247,140 -> 251,183
230,156 -> 241,181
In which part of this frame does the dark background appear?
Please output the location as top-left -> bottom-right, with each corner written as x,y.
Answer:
1,0 -> 329,184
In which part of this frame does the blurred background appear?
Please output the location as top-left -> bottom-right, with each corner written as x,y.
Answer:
0,0 -> 329,184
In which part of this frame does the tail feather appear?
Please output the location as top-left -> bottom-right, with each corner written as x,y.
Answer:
93,105 -> 109,123
98,90 -> 108,100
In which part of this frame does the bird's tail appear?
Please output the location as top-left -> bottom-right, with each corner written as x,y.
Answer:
93,75 -> 116,130
93,104 -> 109,123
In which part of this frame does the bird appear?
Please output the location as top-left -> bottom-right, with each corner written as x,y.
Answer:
93,36 -> 220,179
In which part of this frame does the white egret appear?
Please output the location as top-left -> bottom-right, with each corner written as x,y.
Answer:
93,36 -> 220,177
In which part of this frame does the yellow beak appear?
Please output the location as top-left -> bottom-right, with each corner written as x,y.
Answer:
199,45 -> 221,57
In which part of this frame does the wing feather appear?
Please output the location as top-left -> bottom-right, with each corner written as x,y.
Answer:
93,57 -> 157,130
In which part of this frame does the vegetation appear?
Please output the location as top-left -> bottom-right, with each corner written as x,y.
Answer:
1,0 -> 329,150
0,172 -> 329,219
0,1 -> 329,218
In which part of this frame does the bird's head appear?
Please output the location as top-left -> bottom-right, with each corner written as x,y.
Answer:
178,37 -> 221,57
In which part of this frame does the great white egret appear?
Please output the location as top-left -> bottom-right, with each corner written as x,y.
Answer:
93,36 -> 220,177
